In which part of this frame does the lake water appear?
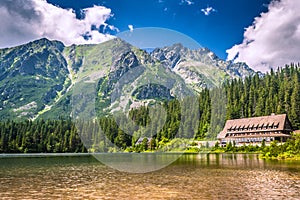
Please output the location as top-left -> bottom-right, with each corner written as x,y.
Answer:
0,153 -> 299,199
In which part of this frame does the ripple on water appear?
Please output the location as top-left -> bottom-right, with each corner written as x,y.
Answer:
0,154 -> 299,199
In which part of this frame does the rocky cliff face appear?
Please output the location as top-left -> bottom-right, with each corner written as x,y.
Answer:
0,38 -> 256,120
151,43 -> 255,90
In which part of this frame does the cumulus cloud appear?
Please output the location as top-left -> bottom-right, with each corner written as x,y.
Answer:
0,0 -> 116,48
128,24 -> 134,32
226,0 -> 300,72
201,6 -> 216,16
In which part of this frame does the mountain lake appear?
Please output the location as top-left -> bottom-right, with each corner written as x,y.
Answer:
0,153 -> 299,199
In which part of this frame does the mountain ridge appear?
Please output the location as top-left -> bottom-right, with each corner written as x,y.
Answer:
0,37 -> 256,120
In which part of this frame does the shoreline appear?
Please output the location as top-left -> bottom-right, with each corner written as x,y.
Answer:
1,151 -> 299,161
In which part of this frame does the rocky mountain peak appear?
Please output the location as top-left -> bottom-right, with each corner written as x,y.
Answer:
0,37 -> 259,119
149,43 -> 256,89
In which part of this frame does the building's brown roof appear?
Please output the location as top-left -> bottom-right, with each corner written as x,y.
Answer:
226,133 -> 291,139
217,114 -> 291,139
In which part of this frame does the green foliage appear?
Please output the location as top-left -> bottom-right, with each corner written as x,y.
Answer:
1,36 -> 300,154
179,63 -> 300,140
210,133 -> 300,159
261,134 -> 300,159
223,64 -> 300,129
197,89 -> 211,139
0,119 -> 86,153
225,141 -> 234,152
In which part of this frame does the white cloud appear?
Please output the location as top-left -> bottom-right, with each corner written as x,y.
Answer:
226,0 -> 300,72
128,24 -> 134,32
180,0 -> 194,6
201,6 -> 216,16
0,0 -> 116,48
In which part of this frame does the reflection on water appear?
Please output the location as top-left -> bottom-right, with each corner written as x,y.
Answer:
0,153 -> 299,199
93,153 -> 187,173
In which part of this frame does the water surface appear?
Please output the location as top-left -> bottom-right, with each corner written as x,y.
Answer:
0,153 -> 299,199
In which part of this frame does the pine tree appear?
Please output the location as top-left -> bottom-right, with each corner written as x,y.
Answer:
290,72 -> 300,129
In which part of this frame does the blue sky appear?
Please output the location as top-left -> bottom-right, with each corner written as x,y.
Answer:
47,0 -> 270,59
0,0 -> 299,72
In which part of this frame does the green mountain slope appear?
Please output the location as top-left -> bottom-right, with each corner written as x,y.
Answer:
0,38 -> 255,120
0,38 -> 70,119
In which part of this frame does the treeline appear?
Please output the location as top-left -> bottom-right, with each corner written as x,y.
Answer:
0,119 -> 86,153
198,63 -> 300,139
1,64 -> 300,153
0,98 -> 199,153
91,99 -> 196,151
225,63 -> 300,126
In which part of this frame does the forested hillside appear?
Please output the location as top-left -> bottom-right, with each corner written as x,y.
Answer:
224,63 -> 300,128
0,119 -> 86,153
0,64 -> 299,153
198,63 -> 300,138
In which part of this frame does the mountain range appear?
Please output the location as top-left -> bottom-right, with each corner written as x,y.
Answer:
0,38 -> 256,120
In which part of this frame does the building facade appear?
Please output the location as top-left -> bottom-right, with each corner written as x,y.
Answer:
217,114 -> 293,147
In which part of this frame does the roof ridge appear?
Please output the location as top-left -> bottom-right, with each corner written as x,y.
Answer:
228,113 -> 286,121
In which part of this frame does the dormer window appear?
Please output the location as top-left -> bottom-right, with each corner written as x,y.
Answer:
257,123 -> 263,130
242,125 -> 245,131
264,123 -> 269,129
246,125 -> 250,131
269,122 -> 274,129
